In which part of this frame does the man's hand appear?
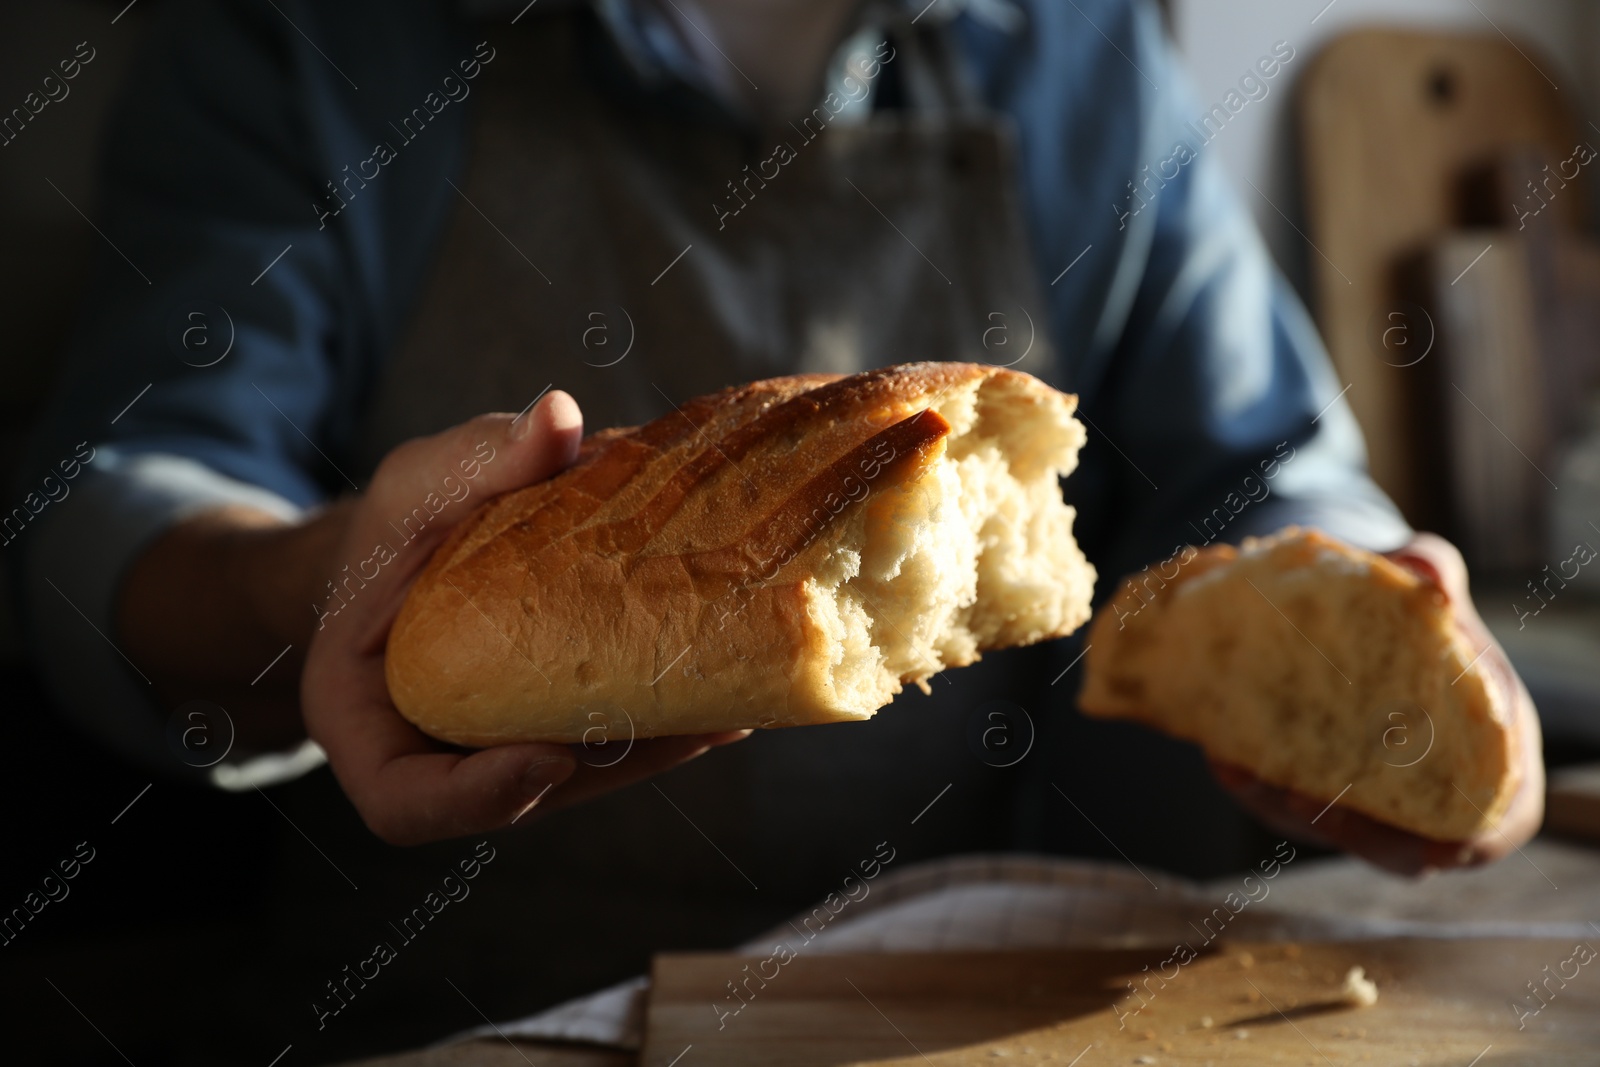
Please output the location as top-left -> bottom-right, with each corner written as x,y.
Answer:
299,393 -> 749,845
1212,532 -> 1544,876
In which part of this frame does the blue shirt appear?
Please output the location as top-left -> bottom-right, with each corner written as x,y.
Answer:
12,0 -> 1408,775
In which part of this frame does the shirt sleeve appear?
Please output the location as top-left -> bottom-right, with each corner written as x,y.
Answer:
9,0 -> 383,780
18,452 -> 325,783
1084,144 -> 1412,583
1003,0 -> 1411,591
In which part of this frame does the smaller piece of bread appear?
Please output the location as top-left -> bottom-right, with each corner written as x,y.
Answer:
1078,528 -> 1519,842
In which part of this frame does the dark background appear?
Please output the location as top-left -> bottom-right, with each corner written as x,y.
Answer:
2,3 -> 1594,1066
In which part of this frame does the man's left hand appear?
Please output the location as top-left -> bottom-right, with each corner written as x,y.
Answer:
1213,532 -> 1544,876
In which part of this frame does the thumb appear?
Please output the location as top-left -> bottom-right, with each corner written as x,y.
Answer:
370,390 -> 584,524
1384,532 -> 1467,604
321,392 -> 583,649
361,743 -> 580,844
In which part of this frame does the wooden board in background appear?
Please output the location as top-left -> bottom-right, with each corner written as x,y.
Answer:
1422,226 -> 1600,571
643,942 -> 1600,1065
1425,233 -> 1546,569
1298,29 -> 1584,524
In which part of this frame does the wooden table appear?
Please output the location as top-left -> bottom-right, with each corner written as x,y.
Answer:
643,940 -> 1600,1065
336,838 -> 1600,1067
341,1042 -> 629,1067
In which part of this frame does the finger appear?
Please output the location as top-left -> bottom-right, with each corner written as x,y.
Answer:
301,630 -> 579,844
1280,795 -> 1437,876
1206,759 -> 1258,792
1387,535 -> 1544,866
322,392 -> 586,653
1386,550 -> 1444,590
1461,676 -> 1546,866
543,731 -> 753,813
485,388 -> 585,491
1209,763 -> 1335,851
1389,531 -> 1462,574
1209,760 -> 1441,876
372,390 -> 584,518
341,734 -> 578,846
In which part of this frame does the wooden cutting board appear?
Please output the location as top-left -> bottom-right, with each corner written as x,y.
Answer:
642,942 -> 1600,1065
1422,227 -> 1600,569
1423,232 -> 1548,569
1298,29 -> 1584,522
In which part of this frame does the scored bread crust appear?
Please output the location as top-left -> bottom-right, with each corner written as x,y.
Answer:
1078,528 -> 1519,842
386,363 -> 1095,745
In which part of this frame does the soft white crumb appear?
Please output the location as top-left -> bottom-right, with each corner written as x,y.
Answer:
1341,965 -> 1379,1007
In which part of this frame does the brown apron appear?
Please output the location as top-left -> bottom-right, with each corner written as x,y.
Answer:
360,0 -> 1064,999
357,3 -> 1056,460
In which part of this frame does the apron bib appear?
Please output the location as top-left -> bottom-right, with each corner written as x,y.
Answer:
360,0 -> 1065,975
357,3 -> 1056,463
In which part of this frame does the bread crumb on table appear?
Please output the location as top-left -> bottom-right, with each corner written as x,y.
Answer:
1341,965 -> 1379,1007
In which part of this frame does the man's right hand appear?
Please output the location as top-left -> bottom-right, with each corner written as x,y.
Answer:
300,393 -> 749,844
120,392 -> 748,845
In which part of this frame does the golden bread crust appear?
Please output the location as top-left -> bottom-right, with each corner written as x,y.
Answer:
386,363 -> 1087,745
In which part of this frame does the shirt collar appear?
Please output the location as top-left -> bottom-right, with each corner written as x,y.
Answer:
912,0 -> 1026,33
458,0 -> 1027,37
456,0 -> 1025,115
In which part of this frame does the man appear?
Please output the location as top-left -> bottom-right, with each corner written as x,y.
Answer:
14,0 -> 1540,939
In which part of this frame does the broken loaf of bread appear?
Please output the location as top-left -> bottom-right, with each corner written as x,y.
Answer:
386,362 -> 1096,745
1078,528 -> 1519,842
